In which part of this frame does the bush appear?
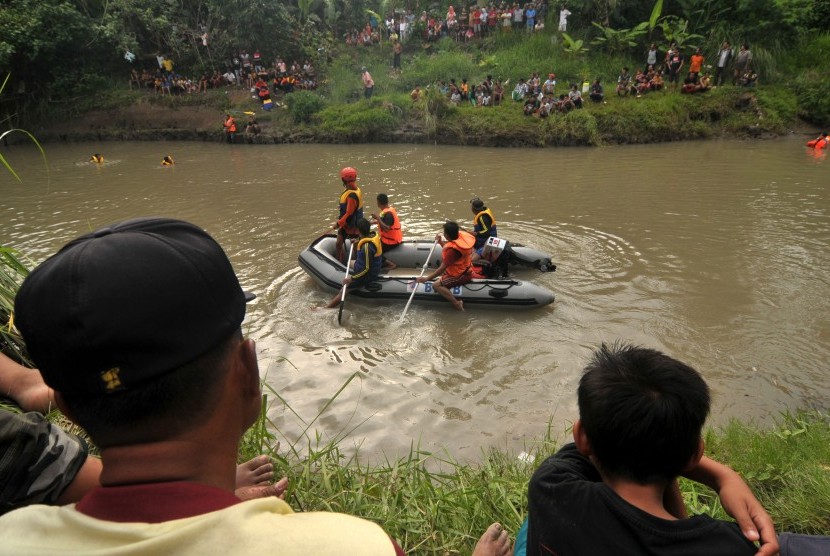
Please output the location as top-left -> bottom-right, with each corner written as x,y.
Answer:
319,99 -> 402,140
286,91 -> 327,124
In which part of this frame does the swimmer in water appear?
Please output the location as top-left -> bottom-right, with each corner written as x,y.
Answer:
162,155 -> 174,166
90,154 -> 104,163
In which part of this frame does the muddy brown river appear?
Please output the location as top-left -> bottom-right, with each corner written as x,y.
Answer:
2,138 -> 829,460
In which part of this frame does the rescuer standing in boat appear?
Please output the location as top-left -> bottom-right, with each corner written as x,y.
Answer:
331,166 -> 364,263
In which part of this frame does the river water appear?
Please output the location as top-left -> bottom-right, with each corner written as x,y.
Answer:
2,139 -> 829,461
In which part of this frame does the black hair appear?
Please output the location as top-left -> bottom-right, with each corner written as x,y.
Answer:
443,220 -> 460,240
471,197 -> 484,210
377,193 -> 389,205
63,330 -> 241,448
357,217 -> 372,236
577,342 -> 710,484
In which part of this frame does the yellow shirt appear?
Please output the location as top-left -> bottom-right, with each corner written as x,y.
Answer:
0,497 -> 396,555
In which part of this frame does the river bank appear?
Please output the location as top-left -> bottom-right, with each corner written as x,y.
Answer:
26,82 -> 813,148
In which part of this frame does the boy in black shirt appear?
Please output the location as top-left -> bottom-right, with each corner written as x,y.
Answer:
527,343 -> 778,556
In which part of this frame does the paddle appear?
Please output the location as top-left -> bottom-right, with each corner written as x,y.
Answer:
338,242 -> 355,325
398,238 -> 440,323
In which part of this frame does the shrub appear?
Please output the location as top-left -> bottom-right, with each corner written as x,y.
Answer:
286,91 -> 327,124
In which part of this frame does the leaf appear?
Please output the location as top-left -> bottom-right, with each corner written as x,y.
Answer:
649,0 -> 664,30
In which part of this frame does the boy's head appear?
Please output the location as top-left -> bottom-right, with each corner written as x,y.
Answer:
576,343 -> 710,484
357,217 -> 372,236
443,220 -> 460,240
377,193 -> 389,206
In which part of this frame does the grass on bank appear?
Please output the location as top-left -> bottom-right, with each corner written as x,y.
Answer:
239,370 -> 830,554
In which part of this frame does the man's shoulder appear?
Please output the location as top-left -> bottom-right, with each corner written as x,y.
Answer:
0,500 -> 397,555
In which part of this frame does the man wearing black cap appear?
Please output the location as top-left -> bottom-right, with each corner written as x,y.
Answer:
0,217 -> 401,554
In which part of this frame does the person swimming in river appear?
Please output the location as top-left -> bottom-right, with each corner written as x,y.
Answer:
90,154 -> 104,164
162,155 -> 174,166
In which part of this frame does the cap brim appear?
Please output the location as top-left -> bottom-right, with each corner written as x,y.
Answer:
243,291 -> 256,302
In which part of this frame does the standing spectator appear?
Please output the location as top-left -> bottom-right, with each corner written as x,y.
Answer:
361,67 -> 374,99
645,42 -> 658,72
512,3 -> 524,29
714,41 -> 733,86
543,73 -> 556,95
232,52 -> 242,82
223,114 -> 237,144
392,39 -> 402,70
558,5 -> 571,32
733,43 -> 752,85
688,47 -> 704,82
525,3 -> 536,31
665,42 -> 684,91
161,56 -> 174,77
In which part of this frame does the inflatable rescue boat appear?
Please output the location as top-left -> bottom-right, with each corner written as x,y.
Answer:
299,235 -> 556,310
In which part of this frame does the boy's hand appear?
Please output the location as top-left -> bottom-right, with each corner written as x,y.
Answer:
717,474 -> 778,556
685,456 -> 778,556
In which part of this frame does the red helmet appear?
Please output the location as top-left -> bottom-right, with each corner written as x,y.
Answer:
340,166 -> 358,182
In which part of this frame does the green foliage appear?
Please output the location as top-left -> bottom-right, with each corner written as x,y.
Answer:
793,75 -> 830,126
591,21 -> 649,55
318,99 -> 402,139
0,246 -> 31,365
286,91 -> 327,124
658,16 -> 704,50
561,33 -> 589,56
704,412 -> 830,534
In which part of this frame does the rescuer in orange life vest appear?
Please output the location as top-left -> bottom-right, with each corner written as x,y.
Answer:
370,193 -> 403,270
331,166 -> 364,263
416,221 -> 475,311
223,114 -> 237,144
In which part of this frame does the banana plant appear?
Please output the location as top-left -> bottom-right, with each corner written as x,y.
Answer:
562,33 -> 589,56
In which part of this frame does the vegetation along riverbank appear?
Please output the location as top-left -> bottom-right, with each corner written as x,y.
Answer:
2,0 -> 829,147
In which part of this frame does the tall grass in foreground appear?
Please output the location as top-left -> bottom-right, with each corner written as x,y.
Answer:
242,369 -> 830,553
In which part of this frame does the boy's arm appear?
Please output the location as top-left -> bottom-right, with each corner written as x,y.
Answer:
683,456 -> 778,556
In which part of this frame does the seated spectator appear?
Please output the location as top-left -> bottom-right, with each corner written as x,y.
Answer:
680,75 -> 697,94
410,85 -> 422,101
650,69 -> 664,91
524,343 -> 778,556
568,84 -> 583,108
450,86 -> 462,104
0,353 -> 280,515
589,78 -> 604,102
696,72 -> 712,93
739,70 -> 757,87
556,93 -> 574,112
616,67 -> 632,96
245,118 -> 261,141
1,218 -> 407,554
512,78 -> 529,101
460,78 -> 470,100
492,80 -> 504,105
542,73 -> 556,95
523,98 -> 536,116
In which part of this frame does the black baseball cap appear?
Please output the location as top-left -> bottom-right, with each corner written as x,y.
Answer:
15,217 -> 255,396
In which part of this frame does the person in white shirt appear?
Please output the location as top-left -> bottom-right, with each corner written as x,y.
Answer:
558,6 -> 571,32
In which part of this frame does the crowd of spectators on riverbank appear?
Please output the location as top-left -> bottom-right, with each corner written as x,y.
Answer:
127,52 -> 318,99
344,0 -> 551,47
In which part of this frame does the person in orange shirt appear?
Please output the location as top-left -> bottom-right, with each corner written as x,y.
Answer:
688,47 -> 705,83
223,114 -> 237,144
416,221 -> 475,311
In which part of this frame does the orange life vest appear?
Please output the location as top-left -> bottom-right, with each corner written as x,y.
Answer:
378,206 -> 402,245
443,231 -> 475,278
224,117 -> 237,133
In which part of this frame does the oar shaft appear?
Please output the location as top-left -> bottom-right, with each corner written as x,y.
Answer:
399,239 -> 440,322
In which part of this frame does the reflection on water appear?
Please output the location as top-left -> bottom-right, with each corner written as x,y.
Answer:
2,138 -> 829,460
